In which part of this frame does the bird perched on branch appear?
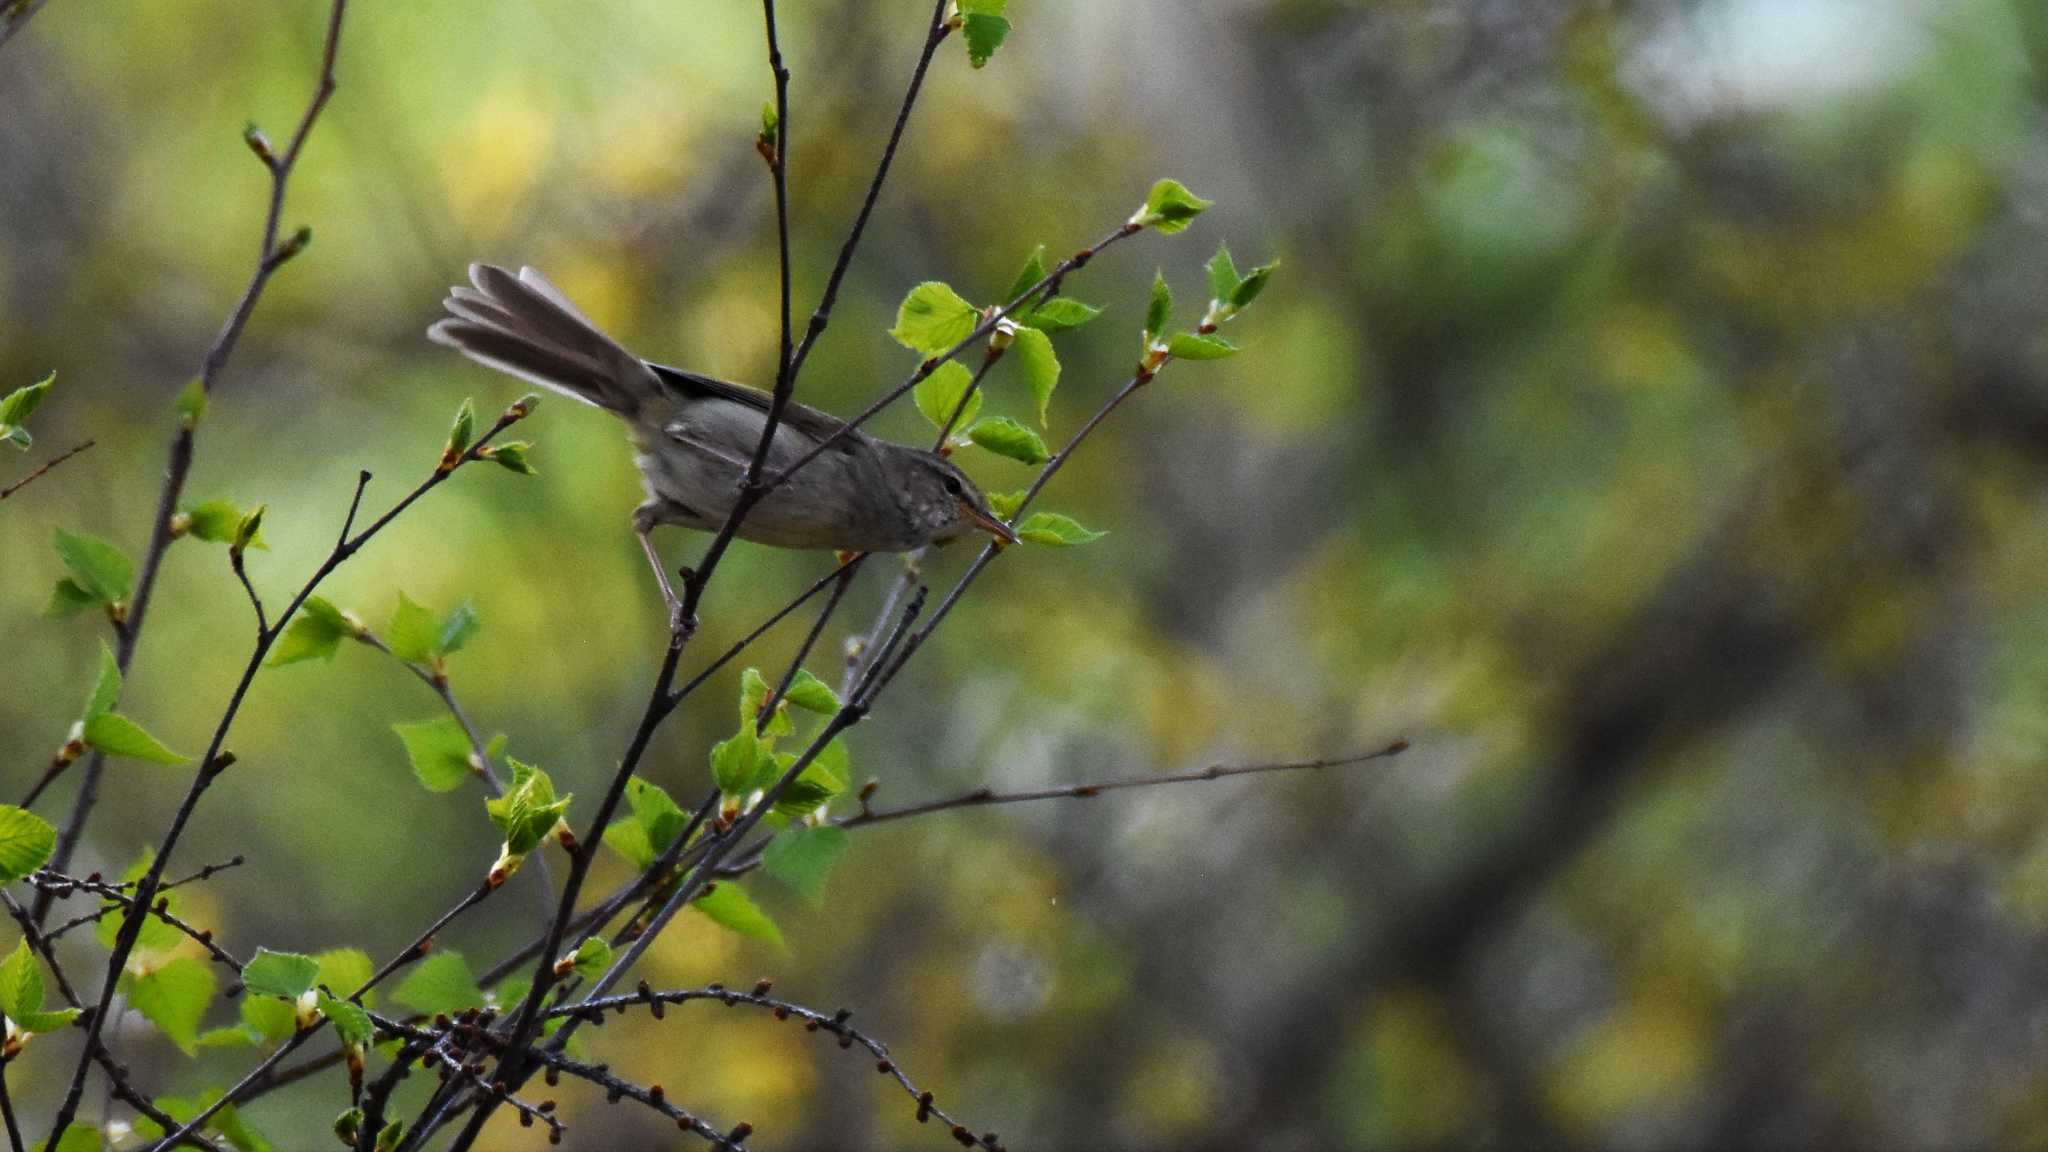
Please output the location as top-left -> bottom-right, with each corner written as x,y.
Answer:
428,264 -> 1014,614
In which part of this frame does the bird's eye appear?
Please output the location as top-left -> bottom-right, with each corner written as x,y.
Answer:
942,474 -> 963,496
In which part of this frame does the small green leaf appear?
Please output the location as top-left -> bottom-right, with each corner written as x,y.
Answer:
46,579 -> 97,619
626,776 -> 688,853
738,667 -> 792,737
127,956 -> 216,1055
485,759 -> 571,855
52,529 -> 134,605
711,727 -> 764,796
0,373 -> 52,429
376,1120 -> 404,1152
1020,297 -> 1103,333
0,807 -> 54,886
180,500 -> 242,544
889,282 -> 980,358
760,101 -> 779,140
693,882 -> 785,949
912,361 -> 981,435
394,952 -> 484,1016
318,993 -> 374,1047
386,592 -> 441,663
446,398 -> 476,458
175,377 -> 208,429
243,949 -> 321,1000
1206,245 -> 1242,303
962,11 -> 1010,67
762,826 -> 849,907
82,712 -> 189,765
1012,326 -> 1059,426
485,441 -> 537,474
1016,511 -> 1107,547
269,596 -> 352,666
1004,244 -> 1048,303
1145,271 -> 1173,340
987,489 -> 1027,520
0,939 -> 43,1024
437,599 -> 480,657
231,504 -> 267,554
317,948 -> 376,1000
1166,332 -> 1239,361
602,818 -> 655,870
240,993 -> 297,1043
1136,178 -> 1212,234
567,937 -> 613,980
1231,260 -> 1278,310
967,417 -> 1050,465
85,640 -> 122,719
782,670 -> 840,714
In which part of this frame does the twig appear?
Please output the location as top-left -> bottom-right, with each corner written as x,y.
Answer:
755,561 -> 859,734
787,0 -> 952,375
0,438 -> 93,501
0,1064 -> 22,1152
38,0 -> 352,916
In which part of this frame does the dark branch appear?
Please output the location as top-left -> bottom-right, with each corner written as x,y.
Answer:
0,438 -> 93,502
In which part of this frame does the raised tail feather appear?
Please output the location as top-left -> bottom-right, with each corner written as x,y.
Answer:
427,264 -> 660,416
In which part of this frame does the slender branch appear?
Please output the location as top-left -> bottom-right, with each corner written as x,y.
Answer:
26,873 -> 245,973
0,439 -> 93,501
754,561 -> 859,734
229,547 -> 269,636
787,0 -> 952,375
0,1065 -> 22,1152
669,551 -> 862,707
549,984 -> 1002,1150
38,0 -> 352,916
0,0 -> 55,55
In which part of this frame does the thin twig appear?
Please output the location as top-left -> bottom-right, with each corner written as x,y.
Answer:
0,438 -> 93,501
755,561 -> 859,733
38,0 -> 352,916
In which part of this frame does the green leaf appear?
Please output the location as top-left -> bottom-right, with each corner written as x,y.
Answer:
393,951 -> 484,1016
175,377 -> 208,429
485,759 -> 571,855
240,994 -> 297,1043
231,504 -> 267,553
52,529 -> 133,605
446,398 -> 476,458
1231,260 -> 1278,310
0,940 -> 42,1024
987,489 -> 1027,520
967,417 -> 1050,465
625,776 -> 688,855
386,592 -> 441,663
567,937 -> 613,980
485,441 -> 537,475
180,500 -> 243,545
782,669 -> 840,714
1206,245 -> 1243,303
763,826 -> 849,907
889,282 -> 980,358
269,596 -> 352,667
1020,297 -> 1103,333
85,640 -> 122,719
1004,244 -> 1048,303
711,727 -> 765,796
1166,332 -> 1240,361
602,818 -> 655,870
316,948 -> 376,1001
318,993 -> 374,1048
46,579 -> 97,619
0,807 -> 53,886
912,361 -> 981,435
1016,511 -> 1108,547
1012,326 -> 1059,426
242,948 -> 320,1000
760,101 -> 779,140
127,956 -> 216,1054
693,882 -> 785,949
962,11 -> 1010,67
198,1024 -> 261,1049
738,667 -> 792,737
436,599 -> 480,657
83,712 -> 189,765
0,373 -> 52,436
1136,178 -> 1212,233
1145,271 -> 1173,340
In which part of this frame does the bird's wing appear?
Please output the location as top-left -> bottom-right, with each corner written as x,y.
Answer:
647,362 -> 854,450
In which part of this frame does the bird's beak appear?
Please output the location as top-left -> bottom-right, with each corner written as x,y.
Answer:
961,500 -> 1019,547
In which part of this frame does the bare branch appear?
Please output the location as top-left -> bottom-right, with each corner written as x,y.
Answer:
0,439 -> 93,501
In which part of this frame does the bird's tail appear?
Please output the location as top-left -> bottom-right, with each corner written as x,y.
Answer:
427,263 -> 660,416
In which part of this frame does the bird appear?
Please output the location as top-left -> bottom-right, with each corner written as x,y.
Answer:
427,263 -> 1015,615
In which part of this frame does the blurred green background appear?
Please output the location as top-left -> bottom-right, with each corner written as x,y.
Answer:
5,0 -> 2048,1147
